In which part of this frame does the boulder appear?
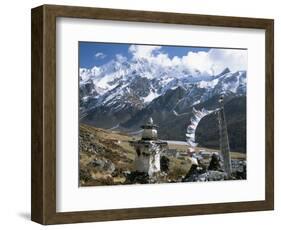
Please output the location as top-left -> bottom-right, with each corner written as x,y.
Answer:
90,158 -> 115,174
125,171 -> 150,184
208,153 -> 223,171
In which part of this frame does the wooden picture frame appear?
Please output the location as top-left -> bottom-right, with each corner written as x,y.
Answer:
31,4 -> 274,225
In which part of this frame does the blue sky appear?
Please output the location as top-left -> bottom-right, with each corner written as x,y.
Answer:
79,42 -> 211,69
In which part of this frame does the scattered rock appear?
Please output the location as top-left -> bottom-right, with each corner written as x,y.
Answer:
90,158 -> 115,174
125,171 -> 150,184
197,170 -> 227,181
208,153 -> 223,171
231,160 -> 246,179
183,164 -> 204,182
79,169 -> 92,184
183,167 -> 227,182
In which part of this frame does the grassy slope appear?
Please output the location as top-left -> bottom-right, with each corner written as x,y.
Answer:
79,124 -> 135,186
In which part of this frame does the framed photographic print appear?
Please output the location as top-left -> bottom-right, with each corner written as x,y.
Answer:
31,4 -> 274,225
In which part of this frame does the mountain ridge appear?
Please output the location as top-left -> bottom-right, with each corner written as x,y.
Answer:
79,57 -> 247,152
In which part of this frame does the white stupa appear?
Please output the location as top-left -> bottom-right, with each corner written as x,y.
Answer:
130,118 -> 168,176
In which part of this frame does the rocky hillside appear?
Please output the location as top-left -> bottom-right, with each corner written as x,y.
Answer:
79,124 -> 135,186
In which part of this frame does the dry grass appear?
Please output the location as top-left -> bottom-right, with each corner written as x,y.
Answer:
79,124 -> 136,186
166,157 -> 192,181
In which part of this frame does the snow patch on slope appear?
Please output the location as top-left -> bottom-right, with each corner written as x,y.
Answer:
143,90 -> 160,103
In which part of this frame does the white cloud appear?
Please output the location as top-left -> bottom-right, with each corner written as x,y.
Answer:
153,53 -> 172,66
129,45 -> 161,59
183,49 -> 247,75
129,45 -> 175,67
128,45 -> 247,76
95,52 -> 106,59
182,51 -> 212,74
115,54 -> 127,62
171,56 -> 182,66
209,49 -> 247,74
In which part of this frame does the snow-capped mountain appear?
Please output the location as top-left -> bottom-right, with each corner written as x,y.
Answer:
79,56 -> 247,152
80,56 -> 246,119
